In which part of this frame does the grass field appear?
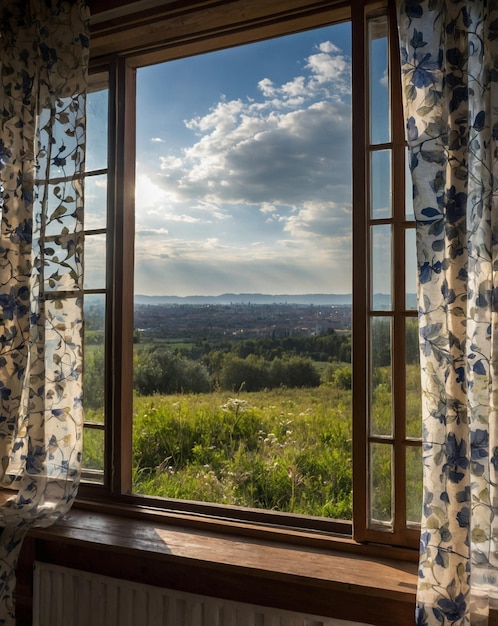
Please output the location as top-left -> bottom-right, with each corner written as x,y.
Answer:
82,365 -> 422,521
132,385 -> 353,518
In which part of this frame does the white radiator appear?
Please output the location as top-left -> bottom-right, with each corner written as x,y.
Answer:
32,562 -> 370,626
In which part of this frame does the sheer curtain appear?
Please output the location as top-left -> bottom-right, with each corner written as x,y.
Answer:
0,0 -> 89,623
396,0 -> 498,624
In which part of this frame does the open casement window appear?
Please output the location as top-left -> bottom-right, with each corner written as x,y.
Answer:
79,0 -> 421,550
352,2 -> 421,548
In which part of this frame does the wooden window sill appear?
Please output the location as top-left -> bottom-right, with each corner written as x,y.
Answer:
18,503 -> 418,626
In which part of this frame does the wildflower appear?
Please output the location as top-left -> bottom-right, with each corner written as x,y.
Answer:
221,398 -> 249,414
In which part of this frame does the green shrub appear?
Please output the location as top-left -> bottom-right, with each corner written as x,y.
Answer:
218,354 -> 267,392
269,356 -> 321,389
332,365 -> 352,390
134,348 -> 212,395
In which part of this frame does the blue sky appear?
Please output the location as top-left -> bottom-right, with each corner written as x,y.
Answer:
132,22 -> 360,298
84,21 -> 404,298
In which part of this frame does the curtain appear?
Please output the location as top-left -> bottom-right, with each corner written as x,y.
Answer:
396,1 -> 498,624
0,0 -> 89,623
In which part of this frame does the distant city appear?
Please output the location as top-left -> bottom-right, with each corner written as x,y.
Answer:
130,293 -> 418,341
134,293 -> 353,306
85,293 -> 418,342
134,301 -> 351,341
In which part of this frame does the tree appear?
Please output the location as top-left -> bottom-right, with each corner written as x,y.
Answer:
134,349 -> 212,395
269,356 -> 320,388
219,354 -> 267,392
332,365 -> 352,390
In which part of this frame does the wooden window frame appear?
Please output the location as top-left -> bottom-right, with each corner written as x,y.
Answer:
352,0 -> 420,548
78,0 -> 420,552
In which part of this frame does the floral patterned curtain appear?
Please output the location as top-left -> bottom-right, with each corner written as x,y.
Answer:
0,0 -> 89,622
396,0 -> 498,624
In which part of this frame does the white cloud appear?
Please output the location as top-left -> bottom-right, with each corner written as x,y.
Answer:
151,137 -> 165,143
149,96 -> 351,210
258,78 -> 276,97
137,227 -> 169,236
135,37 -> 353,295
260,202 -> 277,215
160,155 -> 183,169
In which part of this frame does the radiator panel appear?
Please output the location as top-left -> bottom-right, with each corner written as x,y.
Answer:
33,562 -> 371,626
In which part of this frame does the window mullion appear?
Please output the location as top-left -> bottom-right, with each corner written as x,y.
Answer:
108,57 -> 136,496
351,0 -> 370,544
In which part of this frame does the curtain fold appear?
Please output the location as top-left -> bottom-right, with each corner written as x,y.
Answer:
0,0 -> 89,623
396,0 -> 498,624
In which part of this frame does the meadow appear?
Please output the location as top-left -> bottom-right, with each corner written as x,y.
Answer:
82,325 -> 422,522
132,385 -> 353,519
83,384 -> 353,518
83,364 -> 423,521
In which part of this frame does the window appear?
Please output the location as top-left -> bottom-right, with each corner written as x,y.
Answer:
80,0 -> 421,550
353,9 -> 421,547
82,74 -> 109,485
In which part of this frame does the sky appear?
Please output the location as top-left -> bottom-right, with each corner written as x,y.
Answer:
134,23 -> 357,298
84,21 -> 407,298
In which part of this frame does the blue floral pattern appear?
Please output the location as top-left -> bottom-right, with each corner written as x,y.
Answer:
396,0 -> 498,624
0,1 -> 89,623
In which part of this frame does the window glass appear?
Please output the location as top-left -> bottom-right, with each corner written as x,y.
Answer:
405,148 -> 414,220
84,233 -> 107,290
370,316 -> 392,437
371,224 -> 392,309
405,228 -> 417,309
370,442 -> 392,525
85,174 -> 108,230
86,86 -> 108,173
370,149 -> 391,219
406,444 -> 423,525
368,15 -> 390,145
83,293 -> 106,482
406,318 -> 422,439
133,24 -> 354,518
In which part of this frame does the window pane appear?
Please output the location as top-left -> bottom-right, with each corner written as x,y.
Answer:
83,293 -> 105,484
370,316 -> 392,436
406,445 -> 422,525
370,442 -> 392,525
406,317 -> 422,439
82,425 -> 105,484
132,24 -> 353,518
36,181 -> 83,237
42,236 -> 82,293
368,15 -> 389,145
38,97 -> 85,178
84,233 -> 106,290
405,148 -> 414,220
84,294 -> 105,415
371,224 -> 392,309
370,150 -> 391,219
405,228 -> 417,310
86,86 -> 109,173
85,174 -> 108,231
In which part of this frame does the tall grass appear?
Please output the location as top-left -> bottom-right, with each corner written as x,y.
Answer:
132,385 -> 352,519
82,365 -> 423,522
